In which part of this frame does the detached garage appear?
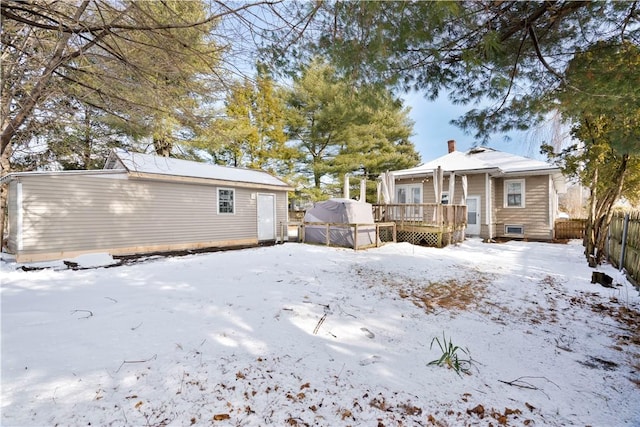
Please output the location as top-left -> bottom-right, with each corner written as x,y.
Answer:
1,149 -> 293,262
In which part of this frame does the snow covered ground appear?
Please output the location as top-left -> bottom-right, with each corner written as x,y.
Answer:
1,239 -> 639,426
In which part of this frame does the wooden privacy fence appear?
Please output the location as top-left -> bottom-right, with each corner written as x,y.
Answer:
555,219 -> 587,239
607,211 -> 640,285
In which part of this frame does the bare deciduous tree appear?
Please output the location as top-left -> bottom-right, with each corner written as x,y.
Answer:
0,0 -> 314,247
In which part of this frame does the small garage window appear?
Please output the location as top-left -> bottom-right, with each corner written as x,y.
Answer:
505,225 -> 524,235
218,188 -> 235,214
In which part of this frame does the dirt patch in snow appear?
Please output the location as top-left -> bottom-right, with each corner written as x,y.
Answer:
353,267 -> 491,314
398,276 -> 490,314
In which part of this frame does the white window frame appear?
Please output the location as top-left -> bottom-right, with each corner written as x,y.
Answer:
396,184 -> 422,204
440,191 -> 450,205
395,184 -> 422,219
217,187 -> 235,214
504,179 -> 525,208
505,224 -> 524,235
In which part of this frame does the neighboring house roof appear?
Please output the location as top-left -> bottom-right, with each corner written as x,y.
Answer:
105,149 -> 293,190
393,147 -> 561,177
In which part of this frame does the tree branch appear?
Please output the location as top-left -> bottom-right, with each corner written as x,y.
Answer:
527,25 -> 565,82
1,0 -> 282,34
487,29 -> 529,118
1,0 -> 92,155
499,1 -> 588,44
620,1 -> 638,40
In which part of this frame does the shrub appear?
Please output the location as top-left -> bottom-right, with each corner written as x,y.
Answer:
428,332 -> 475,376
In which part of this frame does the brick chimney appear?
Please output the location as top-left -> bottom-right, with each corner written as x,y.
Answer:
447,139 -> 456,153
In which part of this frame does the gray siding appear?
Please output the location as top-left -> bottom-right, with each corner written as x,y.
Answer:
494,175 -> 552,239
14,174 -> 289,260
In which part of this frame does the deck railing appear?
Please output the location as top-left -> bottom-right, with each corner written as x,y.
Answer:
372,203 -> 468,229
280,221 -> 397,249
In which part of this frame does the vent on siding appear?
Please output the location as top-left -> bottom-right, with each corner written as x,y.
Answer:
505,225 -> 524,235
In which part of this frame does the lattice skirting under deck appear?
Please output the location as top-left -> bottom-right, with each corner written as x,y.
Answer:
397,228 -> 465,248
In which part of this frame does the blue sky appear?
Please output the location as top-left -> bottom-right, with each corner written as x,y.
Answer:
403,91 -> 545,164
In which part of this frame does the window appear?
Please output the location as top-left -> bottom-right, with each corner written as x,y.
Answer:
504,179 -> 525,208
218,188 -> 234,214
441,191 -> 449,205
505,225 -> 524,235
395,184 -> 422,218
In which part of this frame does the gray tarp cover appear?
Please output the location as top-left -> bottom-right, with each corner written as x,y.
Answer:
303,198 -> 377,248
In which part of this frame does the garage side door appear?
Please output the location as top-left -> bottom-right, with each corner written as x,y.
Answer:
257,193 -> 276,241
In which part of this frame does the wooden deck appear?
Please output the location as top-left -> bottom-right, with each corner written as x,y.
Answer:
281,203 -> 467,249
372,203 -> 467,247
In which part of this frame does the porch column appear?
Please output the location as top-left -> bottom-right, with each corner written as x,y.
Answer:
485,173 -> 493,238
343,174 -> 349,199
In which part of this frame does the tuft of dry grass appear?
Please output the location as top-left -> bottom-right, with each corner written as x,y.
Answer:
399,277 -> 489,314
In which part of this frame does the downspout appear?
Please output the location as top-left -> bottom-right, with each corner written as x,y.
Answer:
485,173 -> 492,238
548,175 -> 554,231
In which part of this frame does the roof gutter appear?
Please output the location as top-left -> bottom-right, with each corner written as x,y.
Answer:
0,169 -> 126,184
393,167 -> 499,179
499,168 -> 562,177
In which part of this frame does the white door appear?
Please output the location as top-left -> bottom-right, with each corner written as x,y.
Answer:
466,196 -> 481,236
396,184 -> 422,219
257,193 -> 276,241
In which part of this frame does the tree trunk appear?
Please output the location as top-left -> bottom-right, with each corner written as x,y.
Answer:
0,145 -> 13,251
312,155 -> 322,188
82,106 -> 93,169
584,165 -> 598,260
593,153 -> 629,264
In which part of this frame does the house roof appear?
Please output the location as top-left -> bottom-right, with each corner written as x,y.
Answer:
107,149 -> 293,190
393,147 -> 560,177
